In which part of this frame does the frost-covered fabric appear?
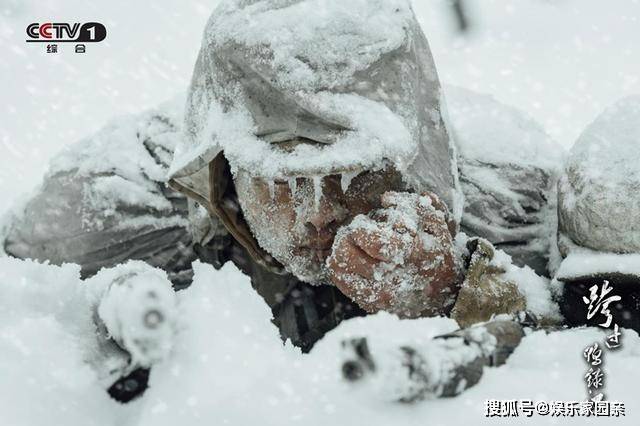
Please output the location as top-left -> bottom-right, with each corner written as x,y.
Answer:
445,86 -> 564,276
558,96 -> 640,255
2,98 -> 196,286
169,0 -> 462,221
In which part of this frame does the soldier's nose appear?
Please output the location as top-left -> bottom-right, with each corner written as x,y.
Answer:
305,192 -> 347,237
307,211 -> 334,233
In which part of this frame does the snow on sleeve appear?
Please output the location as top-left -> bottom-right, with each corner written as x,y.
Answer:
2,98 -> 192,281
84,175 -> 173,213
134,260 -> 304,425
444,85 -> 564,276
47,95 -> 186,230
444,85 -> 564,171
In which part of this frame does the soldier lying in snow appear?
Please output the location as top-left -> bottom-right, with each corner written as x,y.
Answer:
2,0 -> 569,401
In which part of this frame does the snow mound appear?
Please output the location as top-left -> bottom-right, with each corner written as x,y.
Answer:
52,96 -> 183,182
49,96 -> 185,219
1,258 -> 639,425
558,96 -> 640,254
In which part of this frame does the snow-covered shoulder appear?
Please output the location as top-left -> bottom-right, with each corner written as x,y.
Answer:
445,85 -> 565,170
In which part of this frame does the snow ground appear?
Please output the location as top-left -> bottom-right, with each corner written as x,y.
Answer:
1,257 -> 638,426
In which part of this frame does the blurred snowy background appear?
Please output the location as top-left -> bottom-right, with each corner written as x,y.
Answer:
2,0 -> 640,216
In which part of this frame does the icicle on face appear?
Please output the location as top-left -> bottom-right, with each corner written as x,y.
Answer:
340,171 -> 359,194
312,176 -> 323,212
267,180 -> 276,200
287,177 -> 297,198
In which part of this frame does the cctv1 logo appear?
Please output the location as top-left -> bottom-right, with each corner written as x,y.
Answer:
26,22 -> 106,43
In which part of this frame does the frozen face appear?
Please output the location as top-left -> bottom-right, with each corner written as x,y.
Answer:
233,166 -> 406,284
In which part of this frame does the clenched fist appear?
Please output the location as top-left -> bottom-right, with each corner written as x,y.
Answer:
327,191 -> 460,318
